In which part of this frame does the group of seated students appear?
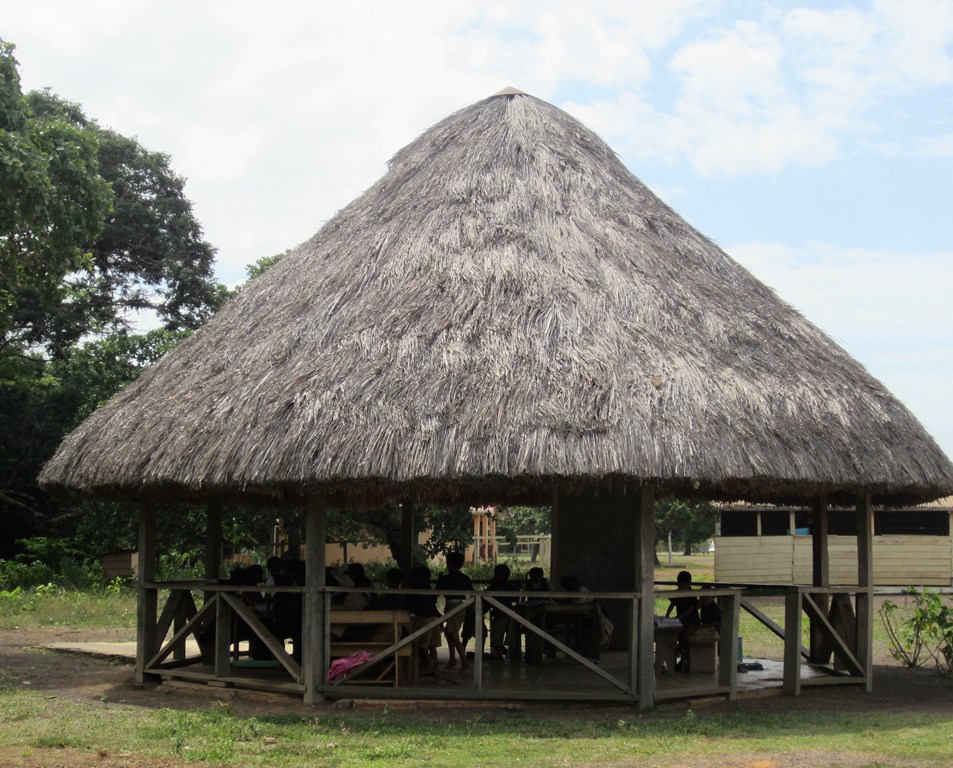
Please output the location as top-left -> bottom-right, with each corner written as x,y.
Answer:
664,570 -> 722,670
224,555 -> 602,674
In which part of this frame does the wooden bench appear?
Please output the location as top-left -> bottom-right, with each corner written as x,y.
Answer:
687,631 -> 719,673
329,610 -> 412,686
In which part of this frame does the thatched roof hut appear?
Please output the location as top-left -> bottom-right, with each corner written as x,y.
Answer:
39,89 -> 953,508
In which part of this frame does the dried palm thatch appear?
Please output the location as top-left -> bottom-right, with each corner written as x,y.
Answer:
39,90 -> 953,507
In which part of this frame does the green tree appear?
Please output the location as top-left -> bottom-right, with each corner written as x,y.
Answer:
27,89 -> 223,333
0,354 -> 68,552
0,41 -> 226,562
0,328 -> 192,560
420,505 -> 473,561
495,506 -> 551,547
318,503 -> 474,566
244,251 -> 287,281
655,499 -> 718,557
0,40 -> 112,358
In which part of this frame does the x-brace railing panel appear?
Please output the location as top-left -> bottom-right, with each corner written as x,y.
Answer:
481,594 -> 635,697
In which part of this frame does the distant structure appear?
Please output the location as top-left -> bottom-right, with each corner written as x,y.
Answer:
715,498 -> 953,586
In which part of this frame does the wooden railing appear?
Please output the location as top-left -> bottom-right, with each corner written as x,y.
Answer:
782,586 -> 871,694
138,581 -> 743,704
731,584 -> 872,693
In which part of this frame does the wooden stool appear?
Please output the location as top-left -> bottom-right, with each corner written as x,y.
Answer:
688,635 -> 717,673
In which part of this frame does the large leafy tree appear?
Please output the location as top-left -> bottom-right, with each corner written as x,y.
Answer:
496,506 -> 551,547
0,40 -> 112,358
27,89 -> 223,334
0,41 -> 226,560
323,504 -> 474,566
655,499 -> 718,557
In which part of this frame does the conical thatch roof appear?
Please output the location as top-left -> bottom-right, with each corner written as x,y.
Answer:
40,90 -> 953,507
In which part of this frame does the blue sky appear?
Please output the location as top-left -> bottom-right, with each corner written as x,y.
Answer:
4,0 -> 952,462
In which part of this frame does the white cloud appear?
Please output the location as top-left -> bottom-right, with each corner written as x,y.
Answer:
872,0 -> 953,86
565,1 -> 953,175
671,20 -> 786,114
727,241 -> 953,343
909,133 -> 953,159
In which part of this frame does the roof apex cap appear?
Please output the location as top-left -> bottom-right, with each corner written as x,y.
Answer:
492,86 -> 528,97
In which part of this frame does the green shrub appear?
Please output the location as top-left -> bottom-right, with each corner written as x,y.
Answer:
156,550 -> 204,581
0,537 -> 106,590
880,587 -> 953,675
103,575 -> 133,597
0,558 -> 54,590
0,586 -> 23,602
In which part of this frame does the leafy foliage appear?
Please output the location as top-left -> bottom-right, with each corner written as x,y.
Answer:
26,88 -> 224,333
880,588 -> 953,675
0,41 -> 113,358
419,505 -> 473,560
244,250 -> 288,282
495,506 -> 551,547
0,558 -> 52,590
0,41 -> 226,564
655,499 -> 717,555
324,503 -> 474,565
48,327 -> 191,425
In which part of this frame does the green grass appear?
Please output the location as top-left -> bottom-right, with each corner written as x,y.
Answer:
0,585 -> 136,630
655,551 -> 715,584
1,690 -> 952,766
2,576 -> 951,765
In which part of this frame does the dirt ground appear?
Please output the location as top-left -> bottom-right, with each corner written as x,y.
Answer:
2,625 -> 953,767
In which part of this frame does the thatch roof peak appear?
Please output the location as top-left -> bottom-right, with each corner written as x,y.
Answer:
39,92 -> 953,507
492,86 -> 528,97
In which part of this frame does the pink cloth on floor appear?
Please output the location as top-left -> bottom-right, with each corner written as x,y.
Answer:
327,651 -> 375,682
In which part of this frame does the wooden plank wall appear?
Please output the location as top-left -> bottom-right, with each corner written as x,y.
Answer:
871,536 -> 952,585
715,535 -> 953,586
714,537 -> 796,583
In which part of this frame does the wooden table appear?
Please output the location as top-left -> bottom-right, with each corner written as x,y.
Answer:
518,601 -> 602,662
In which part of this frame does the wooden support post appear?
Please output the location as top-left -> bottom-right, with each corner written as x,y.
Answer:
172,595 -> 187,662
783,588 -> 802,696
550,488 -> 561,579
400,498 -> 415,575
135,500 -> 158,685
304,496 -> 328,704
474,593 -> 484,690
214,592 -> 232,677
634,484 -> 655,709
206,498 -> 223,581
286,513 -> 302,560
856,493 -> 874,691
718,592 -> 740,699
489,514 -> 497,560
810,494 -> 830,663
204,498 -> 224,649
